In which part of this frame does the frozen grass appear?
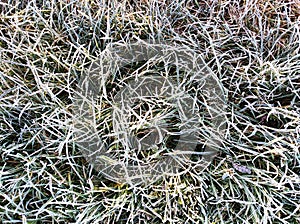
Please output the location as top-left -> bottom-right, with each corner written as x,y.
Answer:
0,0 -> 300,223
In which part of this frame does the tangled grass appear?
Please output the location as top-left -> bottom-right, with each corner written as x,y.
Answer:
0,0 -> 299,223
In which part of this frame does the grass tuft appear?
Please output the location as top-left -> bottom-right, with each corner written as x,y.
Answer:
0,0 -> 299,223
